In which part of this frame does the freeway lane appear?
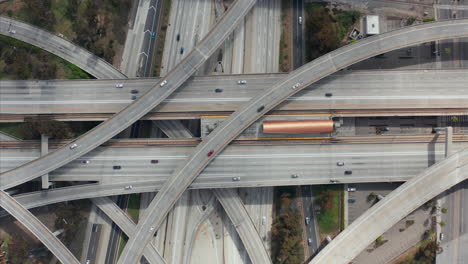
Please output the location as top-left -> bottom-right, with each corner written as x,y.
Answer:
0,191 -> 80,264
310,150 -> 468,264
0,0 -> 257,191
119,19 -> 468,263
0,16 -> 126,79
9,70 -> 468,116
0,140 -> 457,185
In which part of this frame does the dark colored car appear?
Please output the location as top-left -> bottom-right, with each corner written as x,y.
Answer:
348,199 -> 356,203
176,33 -> 180,41
131,89 -> 139,94
151,160 -> 159,164
207,150 -> 214,157
180,47 -> 184,54
113,165 -> 121,170
325,92 -> 333,97
345,170 -> 353,175
131,96 -> 137,100
257,106 -> 265,112
215,88 -> 223,93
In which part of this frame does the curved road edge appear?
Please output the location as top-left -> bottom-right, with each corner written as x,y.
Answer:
213,188 -> 271,264
310,150 -> 468,263
0,0 -> 257,190
0,16 -> 126,79
120,19 -> 468,264
0,190 -> 80,264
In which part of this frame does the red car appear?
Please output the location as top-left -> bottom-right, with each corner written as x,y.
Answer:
207,150 -> 214,157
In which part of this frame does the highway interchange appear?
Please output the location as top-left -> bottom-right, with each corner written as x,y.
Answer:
3,1 -> 468,263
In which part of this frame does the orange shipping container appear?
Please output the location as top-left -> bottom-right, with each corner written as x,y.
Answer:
263,120 -> 334,134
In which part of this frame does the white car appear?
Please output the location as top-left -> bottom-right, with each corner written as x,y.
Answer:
160,80 -> 168,87
82,160 -> 90,164
336,162 -> 345,166
115,83 -> 123,88
262,216 -> 267,225
347,187 -> 356,192
232,176 -> 241,181
124,185 -> 133,190
292,83 -> 301,89
237,80 -> 247,85
69,143 -> 78,149
298,16 -> 303,25
9,29 -> 16,34
291,174 -> 299,178
150,226 -> 155,231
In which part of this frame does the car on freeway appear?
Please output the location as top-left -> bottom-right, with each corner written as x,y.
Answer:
131,95 -> 137,100
176,33 -> 180,41
381,127 -> 390,132
292,83 -> 301,89
215,88 -> 223,93
150,226 -> 155,231
9,29 -> 16,34
86,260 -> 90,264
345,170 -> 352,175
232,176 -> 241,181
257,105 -> 265,112
151,32 -> 156,39
336,162 -> 345,166
262,216 -> 267,225
440,233 -> 444,241
131,89 -> 139,94
151,159 -> 159,164
347,187 -> 356,192
237,80 -> 247,85
70,143 -> 78,149
325,92 -> 333,97
330,179 -> 339,183
180,47 -> 184,54
207,150 -> 214,157
307,238 -> 312,245
348,199 -> 356,203
113,165 -> 121,170
291,174 -> 299,178
305,217 -> 310,225
298,16 -> 303,24
115,83 -> 124,88
160,80 -> 168,87
124,185 -> 133,190
82,160 -> 90,164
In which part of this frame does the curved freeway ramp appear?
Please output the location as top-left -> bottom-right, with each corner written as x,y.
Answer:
0,191 -> 80,264
92,197 -> 166,264
213,189 -> 271,264
117,19 -> 468,263
0,0 -> 257,190
0,16 -> 126,79
310,150 -> 468,264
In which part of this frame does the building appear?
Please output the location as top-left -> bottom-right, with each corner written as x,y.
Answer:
365,15 -> 380,35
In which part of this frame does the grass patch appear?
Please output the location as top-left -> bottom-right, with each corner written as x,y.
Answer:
0,34 -> 91,80
152,0 -> 172,77
127,193 -> 141,223
312,184 -> 342,234
423,18 -> 436,22
0,123 -> 23,139
118,234 -> 129,258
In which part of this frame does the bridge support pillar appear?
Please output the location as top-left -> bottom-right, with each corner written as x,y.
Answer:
445,127 -> 453,158
41,134 -> 49,189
